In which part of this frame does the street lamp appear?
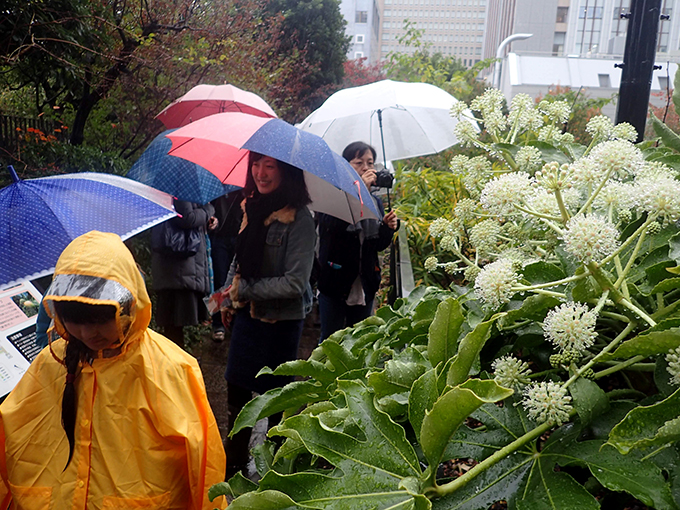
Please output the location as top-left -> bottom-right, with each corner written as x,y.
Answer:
493,33 -> 533,90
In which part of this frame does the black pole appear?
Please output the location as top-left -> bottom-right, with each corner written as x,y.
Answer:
615,0 -> 663,142
376,109 -> 391,210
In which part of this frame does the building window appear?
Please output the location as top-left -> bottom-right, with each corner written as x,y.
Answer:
354,51 -> 364,59
658,2 -> 671,52
611,0 -> 630,36
556,6 -> 568,23
576,0 -> 604,54
598,74 -> 611,87
553,32 -> 566,56
356,10 -> 368,23
659,76 -> 669,91
356,34 -> 365,44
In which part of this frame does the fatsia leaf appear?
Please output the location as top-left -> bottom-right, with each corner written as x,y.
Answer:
568,377 -> 609,426
420,379 -> 514,470
444,399 -> 528,461
408,369 -> 439,437
606,318 -> 680,359
516,461 -> 599,510
261,359 -> 337,385
521,261 -> 566,285
651,112 -> 680,153
244,470 -> 432,509
546,433 -> 678,510
428,298 -> 465,369
498,294 -> 560,330
227,489 -> 305,509
272,380 -> 421,480
607,388 -> 680,455
527,140 -> 572,165
368,347 -> 430,399
231,381 -> 329,435
322,340 -> 364,373
431,455 -> 533,510
409,369 -> 439,438
447,315 -> 502,387
209,475 -> 258,501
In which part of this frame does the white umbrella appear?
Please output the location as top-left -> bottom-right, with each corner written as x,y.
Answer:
297,79 -> 474,163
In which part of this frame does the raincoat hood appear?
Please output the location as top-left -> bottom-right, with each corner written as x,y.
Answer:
43,231 -> 151,355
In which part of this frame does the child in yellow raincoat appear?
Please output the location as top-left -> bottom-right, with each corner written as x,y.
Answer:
0,231 -> 226,509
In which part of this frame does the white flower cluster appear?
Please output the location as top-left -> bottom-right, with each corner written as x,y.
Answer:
537,100 -> 571,124
480,172 -> 534,218
562,214 -> 620,264
515,146 -> 543,172
585,115 -> 614,141
666,347 -> 680,386
424,256 -> 439,272
535,162 -> 573,192
474,259 -> 520,309
450,100 -> 469,119
469,219 -> 501,254
588,140 -> 645,179
634,175 -> 680,225
592,181 -> 635,215
454,120 -> 480,147
585,115 -> 637,143
492,355 -> 532,389
508,94 -> 543,133
543,302 -> 598,353
522,381 -> 572,425
526,187 -> 580,222
470,89 -> 507,138
454,198 -> 479,227
440,235 -> 459,252
429,218 -> 452,239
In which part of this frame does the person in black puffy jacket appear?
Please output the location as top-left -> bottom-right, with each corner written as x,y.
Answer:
317,141 -> 398,341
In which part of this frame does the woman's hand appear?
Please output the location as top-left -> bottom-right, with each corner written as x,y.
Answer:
221,307 -> 236,330
207,216 -> 219,231
383,210 -> 398,230
361,169 -> 377,188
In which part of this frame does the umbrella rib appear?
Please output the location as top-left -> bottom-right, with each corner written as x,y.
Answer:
221,149 -> 250,184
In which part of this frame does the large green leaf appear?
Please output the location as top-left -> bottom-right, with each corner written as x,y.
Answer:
498,294 -> 560,330
273,380 -> 421,479
232,381 -> 330,435
322,340 -> 364,373
568,377 -> 609,426
431,455 -> 533,510
608,388 -> 680,455
516,460 -> 599,510
261,359 -> 338,385
368,347 -> 430,400
420,379 -> 514,470
522,261 -> 567,285
226,489 -> 302,509
547,433 -> 678,510
447,316 -> 502,387
409,369 -> 439,438
231,380 -> 428,509
427,298 -> 465,369
606,318 -> 680,359
444,399 -> 528,461
527,140 -> 572,165
651,112 -> 680,153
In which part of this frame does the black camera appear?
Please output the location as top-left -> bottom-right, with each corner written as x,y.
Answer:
374,170 -> 394,188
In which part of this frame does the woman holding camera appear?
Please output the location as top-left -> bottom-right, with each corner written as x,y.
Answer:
317,141 -> 398,341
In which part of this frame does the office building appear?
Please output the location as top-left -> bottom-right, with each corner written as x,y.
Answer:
379,0 -> 488,67
341,0 -> 382,64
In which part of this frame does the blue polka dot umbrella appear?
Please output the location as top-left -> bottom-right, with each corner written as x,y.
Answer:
0,167 -> 177,288
166,112 -> 380,223
127,129 -> 239,205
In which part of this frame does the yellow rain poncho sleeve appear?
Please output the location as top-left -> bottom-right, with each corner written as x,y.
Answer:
0,231 -> 226,510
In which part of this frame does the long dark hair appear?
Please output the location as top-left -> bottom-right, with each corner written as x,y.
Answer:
243,152 -> 311,209
53,300 -> 117,469
342,141 -> 377,163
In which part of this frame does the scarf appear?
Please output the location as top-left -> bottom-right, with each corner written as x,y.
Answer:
235,190 -> 289,279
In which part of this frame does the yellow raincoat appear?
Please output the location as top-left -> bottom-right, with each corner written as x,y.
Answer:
0,231 -> 226,510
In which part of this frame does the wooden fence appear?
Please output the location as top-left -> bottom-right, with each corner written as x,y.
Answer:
0,114 -> 68,152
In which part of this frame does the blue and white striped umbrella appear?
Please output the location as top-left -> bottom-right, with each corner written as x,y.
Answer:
0,168 -> 176,288
128,129 -> 239,205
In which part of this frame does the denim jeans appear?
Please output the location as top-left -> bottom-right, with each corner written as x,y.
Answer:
318,291 -> 374,342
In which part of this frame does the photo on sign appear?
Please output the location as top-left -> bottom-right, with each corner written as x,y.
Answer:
10,292 -> 38,319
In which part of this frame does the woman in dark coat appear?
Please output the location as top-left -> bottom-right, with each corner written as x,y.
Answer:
220,152 -> 316,479
317,141 -> 398,341
151,199 -> 217,347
